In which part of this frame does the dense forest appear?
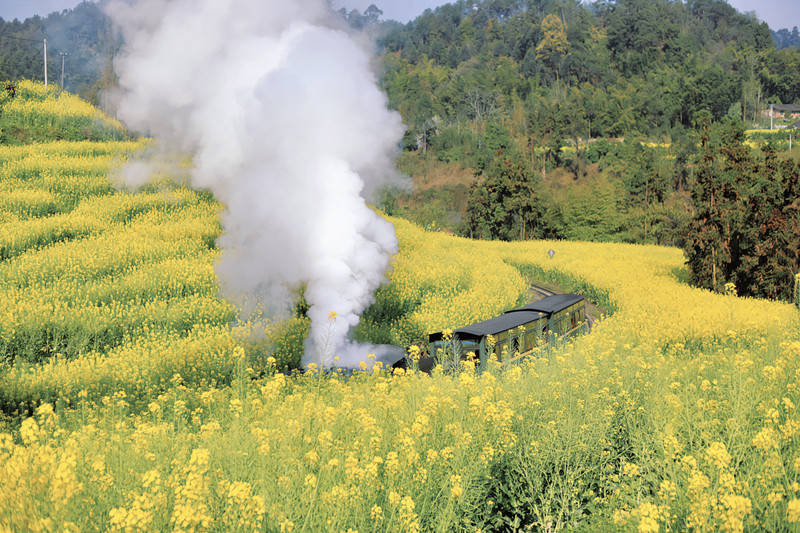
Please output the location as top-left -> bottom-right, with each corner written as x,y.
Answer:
378,0 -> 800,135
0,1 -> 798,112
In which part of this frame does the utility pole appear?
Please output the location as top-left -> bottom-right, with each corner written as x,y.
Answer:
43,38 -> 48,86
60,52 -> 67,89
770,103 -> 773,130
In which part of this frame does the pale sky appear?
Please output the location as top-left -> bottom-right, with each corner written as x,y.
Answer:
2,0 -> 799,30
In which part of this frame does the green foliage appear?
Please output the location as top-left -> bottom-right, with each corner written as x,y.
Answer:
772,26 -> 800,50
585,138 -> 613,163
378,0 -> 800,251
430,125 -> 481,164
559,179 -> 624,242
380,0 -> 799,144
620,199 -> 692,247
266,317 -> 310,372
401,185 -> 468,232
236,291 -> 312,373
352,282 -> 424,346
473,442 -> 605,531
462,149 -> 551,241
684,118 -> 800,300
474,120 -> 513,173
606,0 -> 679,75
536,13 -> 569,82
620,143 -> 668,206
746,129 -> 796,151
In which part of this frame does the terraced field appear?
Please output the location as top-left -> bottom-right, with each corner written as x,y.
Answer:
1,86 -> 800,531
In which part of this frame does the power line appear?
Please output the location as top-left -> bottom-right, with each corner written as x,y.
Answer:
0,33 -> 43,43
0,27 -> 51,84
0,23 -> 51,45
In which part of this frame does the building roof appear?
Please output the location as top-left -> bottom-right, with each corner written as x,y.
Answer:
429,310 -> 546,342
771,104 -> 800,113
507,294 -> 585,315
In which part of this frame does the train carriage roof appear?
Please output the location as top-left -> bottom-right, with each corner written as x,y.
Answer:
429,310 -> 546,342
507,294 -> 584,315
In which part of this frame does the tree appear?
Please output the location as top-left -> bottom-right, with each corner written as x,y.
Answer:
462,149 -> 549,240
684,112 -> 728,292
684,115 -> 800,299
535,13 -> 568,82
562,86 -> 590,178
733,146 -> 800,300
364,4 -> 383,24
340,5 -> 384,30
606,0 -> 675,75
621,142 -> 669,240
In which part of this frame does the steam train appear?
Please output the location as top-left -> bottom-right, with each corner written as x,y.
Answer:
392,293 -> 587,372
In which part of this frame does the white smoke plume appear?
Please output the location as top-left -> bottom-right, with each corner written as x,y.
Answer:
106,0 -> 407,367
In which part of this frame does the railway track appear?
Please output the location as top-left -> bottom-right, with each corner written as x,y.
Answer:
529,283 -> 596,332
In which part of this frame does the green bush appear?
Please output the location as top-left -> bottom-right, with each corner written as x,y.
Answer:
352,282 -> 424,346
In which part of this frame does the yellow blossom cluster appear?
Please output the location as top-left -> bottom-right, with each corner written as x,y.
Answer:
1,80 -> 126,142
0,140 -> 244,410
0,95 -> 799,530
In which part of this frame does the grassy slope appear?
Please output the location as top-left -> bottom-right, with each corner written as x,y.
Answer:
1,213 -> 797,531
1,88 -> 800,531
0,80 -> 127,144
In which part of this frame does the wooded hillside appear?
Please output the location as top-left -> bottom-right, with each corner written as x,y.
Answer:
378,0 -> 798,146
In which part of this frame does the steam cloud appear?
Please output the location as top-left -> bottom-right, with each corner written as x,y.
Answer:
107,0 -> 407,367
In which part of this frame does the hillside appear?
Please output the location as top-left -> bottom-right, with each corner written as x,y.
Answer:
0,91 -> 799,530
373,0 -> 800,261
2,2 -> 799,250
379,0 -> 796,137
1,1 -> 798,113
0,1 -> 117,101
0,80 -> 126,143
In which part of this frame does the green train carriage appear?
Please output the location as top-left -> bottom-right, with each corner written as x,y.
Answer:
396,294 -> 587,372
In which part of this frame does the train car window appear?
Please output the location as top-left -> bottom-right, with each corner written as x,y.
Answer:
460,340 -> 480,358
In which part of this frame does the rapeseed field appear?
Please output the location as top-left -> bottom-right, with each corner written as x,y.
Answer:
0,84 -> 799,531
0,81 -> 127,144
